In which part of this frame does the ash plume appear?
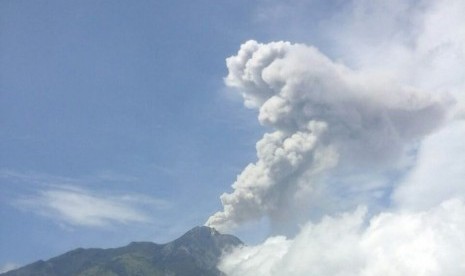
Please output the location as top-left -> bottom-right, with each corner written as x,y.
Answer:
207,40 -> 447,232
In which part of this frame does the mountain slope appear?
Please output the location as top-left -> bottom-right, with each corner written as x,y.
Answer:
2,226 -> 242,276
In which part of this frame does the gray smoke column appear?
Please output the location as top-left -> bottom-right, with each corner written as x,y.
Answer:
206,40 -> 447,232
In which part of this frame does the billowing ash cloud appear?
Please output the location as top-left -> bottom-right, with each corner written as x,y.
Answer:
206,40 -> 447,231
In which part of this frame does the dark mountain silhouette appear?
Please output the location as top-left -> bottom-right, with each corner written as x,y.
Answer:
2,226 -> 242,276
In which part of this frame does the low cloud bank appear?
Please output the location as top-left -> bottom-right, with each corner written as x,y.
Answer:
220,199 -> 465,276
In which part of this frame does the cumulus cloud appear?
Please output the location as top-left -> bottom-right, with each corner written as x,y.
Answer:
220,199 -> 465,276
15,185 -> 169,227
206,39 -> 447,231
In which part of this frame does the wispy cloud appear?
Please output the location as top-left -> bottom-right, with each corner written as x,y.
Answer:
14,185 -> 170,228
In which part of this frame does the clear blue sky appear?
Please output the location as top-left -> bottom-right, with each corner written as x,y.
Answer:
0,0 -> 339,269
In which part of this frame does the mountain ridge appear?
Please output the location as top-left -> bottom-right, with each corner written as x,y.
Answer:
2,226 -> 242,276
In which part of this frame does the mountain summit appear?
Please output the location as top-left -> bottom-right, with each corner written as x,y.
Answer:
2,226 -> 242,276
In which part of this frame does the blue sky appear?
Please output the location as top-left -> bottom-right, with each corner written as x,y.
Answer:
2,0 -> 346,268
3,0 -> 465,274
0,0 -> 273,268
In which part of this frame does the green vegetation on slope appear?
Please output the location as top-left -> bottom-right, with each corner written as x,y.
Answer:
2,226 -> 242,276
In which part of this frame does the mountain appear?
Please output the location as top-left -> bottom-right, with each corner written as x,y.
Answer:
2,226 -> 242,276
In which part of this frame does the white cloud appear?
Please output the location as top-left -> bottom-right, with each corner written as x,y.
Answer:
220,199 -> 465,276
393,121 -> 465,211
15,185 -> 169,227
325,0 -> 465,114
